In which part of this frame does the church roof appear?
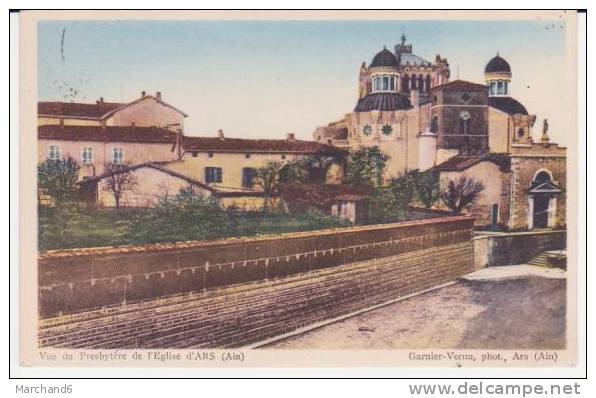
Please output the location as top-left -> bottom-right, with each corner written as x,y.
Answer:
370,48 -> 399,68
436,153 -> 511,172
485,55 -> 511,73
354,92 -> 412,112
488,97 -> 528,115
399,52 -> 432,67
432,79 -> 488,92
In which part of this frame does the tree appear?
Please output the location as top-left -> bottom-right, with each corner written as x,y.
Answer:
37,157 -> 80,208
102,163 -> 138,210
388,169 -> 418,209
346,147 -> 390,187
255,161 -> 283,211
280,154 -> 342,184
415,169 -> 441,208
440,175 -> 485,214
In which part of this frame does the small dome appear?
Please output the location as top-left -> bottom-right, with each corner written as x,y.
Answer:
370,48 -> 399,68
485,54 -> 511,74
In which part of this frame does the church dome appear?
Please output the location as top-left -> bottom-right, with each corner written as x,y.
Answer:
370,48 -> 399,68
485,54 -> 511,73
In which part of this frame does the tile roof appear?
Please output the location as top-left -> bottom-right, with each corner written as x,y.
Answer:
182,136 -> 347,155
38,125 -> 178,144
354,92 -> 413,112
436,153 -> 511,172
432,79 -> 488,92
38,101 -> 123,119
488,97 -> 528,115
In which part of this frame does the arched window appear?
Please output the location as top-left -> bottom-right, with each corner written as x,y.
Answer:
534,171 -> 552,183
489,82 -> 496,96
418,75 -> 424,91
459,111 -> 471,135
425,75 -> 432,92
402,75 -> 409,91
503,82 -> 508,95
517,128 -> 525,139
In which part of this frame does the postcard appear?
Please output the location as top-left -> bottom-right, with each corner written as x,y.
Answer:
16,10 -> 582,375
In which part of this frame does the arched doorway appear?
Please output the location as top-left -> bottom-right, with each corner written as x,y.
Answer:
528,171 -> 561,229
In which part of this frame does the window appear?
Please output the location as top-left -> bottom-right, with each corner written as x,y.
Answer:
112,147 -> 124,165
205,167 -> 222,183
208,152 -> 214,158
281,154 -> 286,160
245,153 -> 251,159
430,116 -> 439,133
362,124 -> 373,136
489,82 -> 496,95
48,145 -> 61,160
242,167 -> 256,188
81,147 -> 93,164
459,111 -> 471,135
497,81 -> 504,95
192,152 -> 198,158
503,82 -> 508,95
382,76 -> 389,91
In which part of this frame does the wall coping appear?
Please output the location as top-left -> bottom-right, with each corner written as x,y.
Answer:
39,214 -> 474,260
472,229 -> 566,241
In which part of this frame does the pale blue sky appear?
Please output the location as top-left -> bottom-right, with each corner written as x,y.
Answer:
38,20 -> 569,146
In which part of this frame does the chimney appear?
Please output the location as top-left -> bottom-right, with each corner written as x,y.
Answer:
218,129 -> 225,140
96,97 -> 104,104
141,90 -> 146,97
286,132 -> 295,141
155,91 -> 162,100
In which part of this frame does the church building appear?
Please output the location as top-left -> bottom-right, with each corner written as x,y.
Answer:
314,37 -> 566,231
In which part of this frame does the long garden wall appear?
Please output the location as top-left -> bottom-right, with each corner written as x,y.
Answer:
38,215 -> 475,319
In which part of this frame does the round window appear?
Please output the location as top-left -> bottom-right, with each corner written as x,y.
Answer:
382,124 -> 393,136
362,124 -> 373,136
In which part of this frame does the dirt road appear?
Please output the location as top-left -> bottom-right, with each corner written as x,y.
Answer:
266,277 -> 566,350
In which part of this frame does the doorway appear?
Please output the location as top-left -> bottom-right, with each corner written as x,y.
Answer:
532,194 -> 550,229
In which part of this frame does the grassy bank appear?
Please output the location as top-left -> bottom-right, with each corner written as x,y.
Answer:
38,207 -> 350,252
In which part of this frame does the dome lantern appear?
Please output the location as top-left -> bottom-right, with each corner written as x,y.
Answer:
485,53 -> 512,97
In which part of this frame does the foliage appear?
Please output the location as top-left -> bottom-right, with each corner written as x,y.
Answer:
101,163 -> 138,209
415,169 -> 441,208
346,147 -> 389,187
440,175 -> 485,214
119,186 -> 230,244
255,161 -> 284,210
366,187 -> 408,225
37,157 -> 80,208
38,203 -> 92,251
37,187 -> 350,251
388,170 -> 418,209
279,155 -> 342,185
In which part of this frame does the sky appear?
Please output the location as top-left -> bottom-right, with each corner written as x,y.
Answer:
38,19 -> 570,147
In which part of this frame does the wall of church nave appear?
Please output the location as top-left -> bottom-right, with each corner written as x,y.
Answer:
488,108 -> 510,153
440,161 -> 510,227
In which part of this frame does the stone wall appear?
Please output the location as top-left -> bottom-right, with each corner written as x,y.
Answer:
39,240 -> 474,349
473,230 -> 566,268
38,216 -> 474,319
509,154 -> 566,230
